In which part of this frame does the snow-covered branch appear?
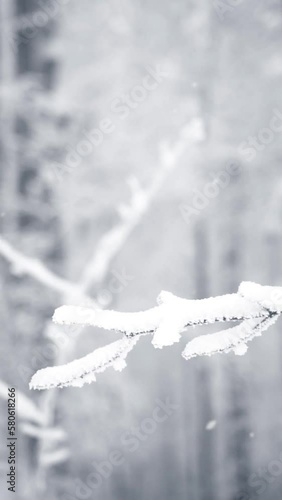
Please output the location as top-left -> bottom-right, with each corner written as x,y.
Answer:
79,177 -> 149,289
0,237 -> 85,299
79,132 -> 187,291
30,337 -> 139,390
30,282 -> 282,390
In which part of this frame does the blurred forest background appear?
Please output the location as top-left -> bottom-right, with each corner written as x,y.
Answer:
1,0 -> 282,499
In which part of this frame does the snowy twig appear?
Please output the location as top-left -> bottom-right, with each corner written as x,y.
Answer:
30,337 -> 139,390
21,131 -> 190,482
182,315 -> 279,359
79,134 -> 187,291
0,237 -> 86,299
30,282 -> 282,390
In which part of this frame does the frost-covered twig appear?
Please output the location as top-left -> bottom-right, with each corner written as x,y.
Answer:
0,237 -> 85,298
79,178 -> 148,289
30,337 -> 139,390
51,290 -> 270,335
182,314 -> 279,359
30,282 -> 282,390
27,131 -> 190,482
79,133 -> 187,291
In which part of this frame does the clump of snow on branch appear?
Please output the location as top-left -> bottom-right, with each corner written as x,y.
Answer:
238,281 -> 282,313
182,315 -> 278,360
30,282 -> 282,390
51,287 -> 270,347
30,337 -> 139,390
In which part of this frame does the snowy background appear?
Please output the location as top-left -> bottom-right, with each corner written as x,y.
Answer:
1,0 -> 282,499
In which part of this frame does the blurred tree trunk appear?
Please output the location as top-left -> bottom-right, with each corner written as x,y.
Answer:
193,5 -> 219,499
194,219 -> 216,500
2,1 -> 62,499
223,173 -> 252,499
0,0 -> 18,235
